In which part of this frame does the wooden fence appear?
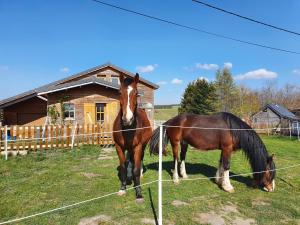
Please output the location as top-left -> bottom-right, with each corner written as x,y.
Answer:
0,123 -> 114,152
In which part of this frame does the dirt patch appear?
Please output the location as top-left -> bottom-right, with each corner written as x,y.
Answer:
81,172 -> 102,179
140,218 -> 156,225
193,212 -> 225,225
171,200 -> 189,207
98,155 -> 114,160
232,217 -> 256,225
78,214 -> 113,225
222,204 -> 239,215
101,147 -> 115,153
252,199 -> 271,207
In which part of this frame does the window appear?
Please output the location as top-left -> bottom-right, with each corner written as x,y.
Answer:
63,103 -> 75,120
96,103 -> 106,123
111,77 -> 119,85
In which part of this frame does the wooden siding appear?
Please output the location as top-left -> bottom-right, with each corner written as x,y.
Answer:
3,97 -> 47,126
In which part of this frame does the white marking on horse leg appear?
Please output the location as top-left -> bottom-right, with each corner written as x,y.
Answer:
180,160 -> 188,179
126,86 -> 133,122
117,190 -> 126,196
215,163 -> 223,185
173,159 -> 179,184
140,161 -> 143,178
272,179 -> 275,191
222,170 -> 234,193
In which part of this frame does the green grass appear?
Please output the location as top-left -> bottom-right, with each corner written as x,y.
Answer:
0,136 -> 299,224
154,107 -> 179,121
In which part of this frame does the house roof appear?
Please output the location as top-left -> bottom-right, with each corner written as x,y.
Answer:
264,103 -> 299,121
0,63 -> 159,108
38,76 -> 120,95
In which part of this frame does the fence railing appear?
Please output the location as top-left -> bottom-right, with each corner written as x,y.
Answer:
0,123 -> 114,152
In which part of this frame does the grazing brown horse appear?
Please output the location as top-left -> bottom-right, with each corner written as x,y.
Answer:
113,73 -> 152,202
150,112 -> 276,193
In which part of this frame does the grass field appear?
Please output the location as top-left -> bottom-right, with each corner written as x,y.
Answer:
0,136 -> 299,225
154,107 -> 179,121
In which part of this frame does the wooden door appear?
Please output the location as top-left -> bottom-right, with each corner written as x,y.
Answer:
84,103 -> 95,124
106,101 -> 119,129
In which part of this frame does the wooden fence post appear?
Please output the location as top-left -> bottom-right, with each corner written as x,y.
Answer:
71,122 -> 77,149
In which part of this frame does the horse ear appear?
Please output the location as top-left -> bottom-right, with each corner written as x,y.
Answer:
119,74 -> 124,84
134,73 -> 139,84
268,154 -> 275,163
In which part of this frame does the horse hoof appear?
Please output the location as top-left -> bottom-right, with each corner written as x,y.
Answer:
173,179 -> 180,185
182,174 -> 188,179
223,186 -> 235,193
117,190 -> 126,196
136,198 -> 144,204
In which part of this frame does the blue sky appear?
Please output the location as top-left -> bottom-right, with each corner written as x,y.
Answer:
0,0 -> 300,104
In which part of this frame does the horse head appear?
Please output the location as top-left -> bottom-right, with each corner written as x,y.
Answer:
119,73 -> 139,126
261,154 -> 276,192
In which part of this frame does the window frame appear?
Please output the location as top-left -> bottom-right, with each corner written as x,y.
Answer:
96,103 -> 106,123
63,103 -> 75,121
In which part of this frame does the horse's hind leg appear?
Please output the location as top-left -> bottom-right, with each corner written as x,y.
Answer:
180,141 -> 188,179
218,149 -> 234,193
171,142 -> 180,184
115,143 -> 127,196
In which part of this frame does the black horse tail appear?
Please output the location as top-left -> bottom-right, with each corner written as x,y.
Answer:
221,112 -> 276,181
149,122 -> 169,155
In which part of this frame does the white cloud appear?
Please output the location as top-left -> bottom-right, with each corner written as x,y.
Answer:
195,63 -> 219,70
235,69 -> 278,80
198,76 -> 209,82
157,81 -> 167,85
136,64 -> 158,73
171,78 -> 183,84
292,69 -> 300,75
60,67 -> 70,73
224,62 -> 233,69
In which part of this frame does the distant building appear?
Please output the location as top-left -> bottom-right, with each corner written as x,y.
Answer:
252,103 -> 300,136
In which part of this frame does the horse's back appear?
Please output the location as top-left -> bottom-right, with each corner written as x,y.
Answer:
166,113 -> 231,150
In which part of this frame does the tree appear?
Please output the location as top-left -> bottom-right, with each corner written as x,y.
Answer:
179,78 -> 217,115
214,68 -> 238,113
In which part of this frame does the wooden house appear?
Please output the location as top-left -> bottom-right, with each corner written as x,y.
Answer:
252,103 -> 300,136
0,63 -> 159,129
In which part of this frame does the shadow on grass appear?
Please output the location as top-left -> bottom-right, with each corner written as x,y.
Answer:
146,161 -> 253,187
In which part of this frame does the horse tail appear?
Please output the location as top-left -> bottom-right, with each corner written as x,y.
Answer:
149,122 -> 169,155
221,112 -> 274,181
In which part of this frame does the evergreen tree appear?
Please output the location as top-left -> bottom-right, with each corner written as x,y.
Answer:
214,68 -> 238,113
179,78 -> 217,115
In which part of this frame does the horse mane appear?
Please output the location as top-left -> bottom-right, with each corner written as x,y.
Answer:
220,112 -> 275,181
149,121 -> 170,155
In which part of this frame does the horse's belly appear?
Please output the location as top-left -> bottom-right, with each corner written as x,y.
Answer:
184,131 -> 220,150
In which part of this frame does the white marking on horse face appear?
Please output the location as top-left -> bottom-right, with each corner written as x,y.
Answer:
125,85 -> 134,123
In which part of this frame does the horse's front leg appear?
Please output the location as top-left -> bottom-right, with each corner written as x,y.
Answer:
171,142 -> 180,184
133,144 -> 144,203
218,149 -> 234,193
180,142 -> 188,179
115,143 -> 127,196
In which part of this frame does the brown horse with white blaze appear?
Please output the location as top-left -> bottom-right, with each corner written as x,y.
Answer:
150,112 -> 276,193
113,73 -> 152,202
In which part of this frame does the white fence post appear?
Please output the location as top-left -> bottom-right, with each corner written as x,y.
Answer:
297,122 -> 300,141
5,125 -> 8,160
158,125 -> 163,225
71,122 -> 77,149
289,121 -> 292,139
